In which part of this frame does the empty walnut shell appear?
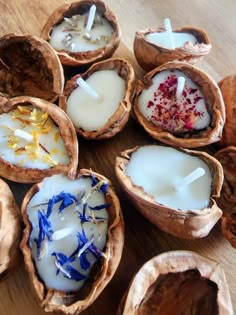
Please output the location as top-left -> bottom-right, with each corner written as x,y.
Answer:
115,145 -> 223,239
0,96 -> 78,183
59,58 -> 135,140
217,75 -> 236,147
20,169 -> 124,314
215,146 -> 236,248
0,34 -> 64,102
134,26 -> 211,71
41,0 -> 121,67
134,62 -> 225,148
0,178 -> 21,280
118,250 -> 233,315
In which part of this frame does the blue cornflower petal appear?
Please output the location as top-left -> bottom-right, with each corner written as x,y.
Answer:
64,265 -> 87,281
35,210 -> 53,257
46,192 -> 78,216
88,203 -> 110,211
91,175 -> 109,193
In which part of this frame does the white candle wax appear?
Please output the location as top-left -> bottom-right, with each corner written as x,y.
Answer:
0,106 -> 69,169
146,31 -> 198,49
27,174 -> 109,292
138,69 -> 211,133
66,70 -> 126,131
50,12 -> 114,53
125,145 -> 212,211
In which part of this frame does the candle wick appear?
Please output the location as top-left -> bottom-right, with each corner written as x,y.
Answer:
86,4 -> 96,33
52,227 -> 72,241
176,76 -> 185,99
173,167 -> 206,191
77,77 -> 102,102
14,129 -> 33,142
164,18 -> 175,49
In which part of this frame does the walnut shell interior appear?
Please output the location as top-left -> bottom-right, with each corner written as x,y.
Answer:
215,146 -> 236,248
0,34 -> 64,102
134,26 -> 211,71
0,178 -> 21,280
41,0 -> 121,66
115,145 -> 223,239
60,58 -> 135,140
118,251 -> 233,315
0,96 -> 78,183
134,62 -> 225,148
20,169 -> 124,314
217,75 -> 236,147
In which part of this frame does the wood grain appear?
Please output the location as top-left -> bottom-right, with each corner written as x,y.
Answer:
0,0 -> 236,314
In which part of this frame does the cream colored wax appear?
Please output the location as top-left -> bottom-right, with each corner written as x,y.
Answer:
138,69 -> 211,133
125,145 -> 212,211
27,174 -> 109,292
146,31 -> 198,49
50,12 -> 114,52
0,106 -> 69,169
66,70 -> 126,131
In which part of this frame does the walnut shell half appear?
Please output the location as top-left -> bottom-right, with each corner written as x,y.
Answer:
0,178 -> 21,280
118,250 -> 233,315
0,96 -> 78,183
0,34 -> 64,102
215,146 -> 236,248
41,0 -> 121,67
134,26 -> 211,71
217,75 -> 236,147
115,145 -> 223,239
134,62 -> 225,148
20,169 -> 124,314
60,58 -> 135,140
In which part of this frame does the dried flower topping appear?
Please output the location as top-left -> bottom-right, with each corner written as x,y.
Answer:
139,70 -> 211,133
28,175 -> 109,291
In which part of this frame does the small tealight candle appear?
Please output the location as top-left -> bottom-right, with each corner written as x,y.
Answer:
49,5 -> 114,53
27,174 -> 109,292
138,69 -> 211,133
0,106 -> 69,168
125,145 -> 212,211
146,18 -> 198,49
66,70 -> 126,131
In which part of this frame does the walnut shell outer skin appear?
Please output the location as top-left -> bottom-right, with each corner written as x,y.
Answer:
0,178 -> 21,281
0,96 -> 78,183
0,33 -> 64,103
117,250 -> 233,315
134,26 -> 212,72
41,0 -> 121,67
215,146 -> 236,248
217,75 -> 236,147
115,145 -> 223,239
20,169 -> 124,314
59,58 -> 135,140
134,61 -> 225,148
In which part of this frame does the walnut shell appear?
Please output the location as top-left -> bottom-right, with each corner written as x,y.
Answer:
59,58 -> 135,140
217,75 -> 236,147
215,146 -> 236,248
134,62 -> 225,148
20,169 -> 124,314
0,96 -> 78,183
134,26 -> 211,71
0,178 -> 21,280
41,0 -> 121,67
0,33 -> 64,102
118,250 -> 233,315
115,145 -> 223,239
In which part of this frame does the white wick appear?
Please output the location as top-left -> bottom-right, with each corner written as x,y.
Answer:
52,227 -> 72,241
174,167 -> 206,191
77,77 -> 101,102
176,76 -> 185,99
14,129 -> 33,142
86,4 -> 96,32
164,18 -> 175,49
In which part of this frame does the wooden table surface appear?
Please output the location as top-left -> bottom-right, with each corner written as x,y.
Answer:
1,0 -> 236,314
